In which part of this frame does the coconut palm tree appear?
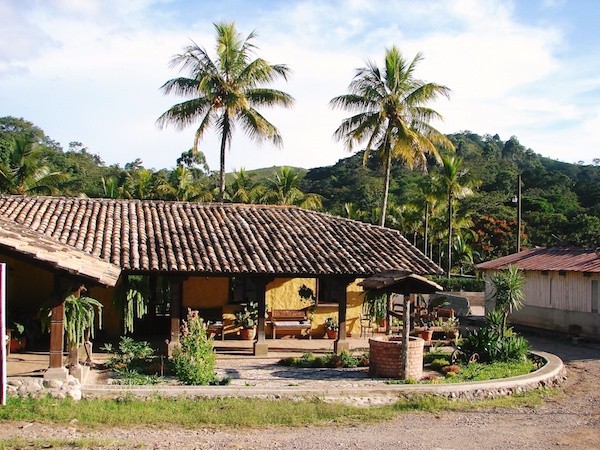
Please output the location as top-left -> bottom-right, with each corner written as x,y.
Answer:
437,154 -> 478,276
0,136 -> 66,195
227,168 -> 263,203
330,47 -> 453,226
157,22 -> 294,201
260,167 -> 322,209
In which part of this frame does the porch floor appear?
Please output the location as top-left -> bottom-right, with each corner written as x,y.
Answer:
6,334 -> 378,378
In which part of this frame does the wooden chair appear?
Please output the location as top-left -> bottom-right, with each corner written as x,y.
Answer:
359,313 -> 374,338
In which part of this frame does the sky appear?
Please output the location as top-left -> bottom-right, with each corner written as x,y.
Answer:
1,0 -> 599,172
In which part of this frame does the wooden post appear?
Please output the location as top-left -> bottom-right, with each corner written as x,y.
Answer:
401,294 -> 411,379
45,301 -> 68,380
167,277 -> 183,357
254,277 -> 270,356
334,278 -> 354,354
1,263 -> 6,405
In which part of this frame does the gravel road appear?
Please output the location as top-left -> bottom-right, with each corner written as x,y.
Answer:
2,331 -> 599,450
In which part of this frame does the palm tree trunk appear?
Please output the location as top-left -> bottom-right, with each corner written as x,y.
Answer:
447,192 -> 453,279
379,150 -> 392,227
423,204 -> 429,254
218,114 -> 230,202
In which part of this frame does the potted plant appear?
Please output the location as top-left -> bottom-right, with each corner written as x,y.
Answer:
442,317 -> 460,340
8,321 -> 26,353
324,317 -> 339,339
419,325 -> 434,342
233,301 -> 259,340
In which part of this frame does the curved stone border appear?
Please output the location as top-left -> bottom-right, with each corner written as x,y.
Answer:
80,351 -> 565,402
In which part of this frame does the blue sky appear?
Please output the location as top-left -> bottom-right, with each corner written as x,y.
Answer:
0,0 -> 598,172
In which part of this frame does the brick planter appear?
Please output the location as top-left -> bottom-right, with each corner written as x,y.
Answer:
369,336 -> 424,380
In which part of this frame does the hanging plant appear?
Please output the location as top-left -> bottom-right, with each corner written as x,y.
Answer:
114,275 -> 149,334
63,294 -> 103,349
364,291 -> 387,322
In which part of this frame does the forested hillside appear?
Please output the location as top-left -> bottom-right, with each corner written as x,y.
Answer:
1,116 -> 599,275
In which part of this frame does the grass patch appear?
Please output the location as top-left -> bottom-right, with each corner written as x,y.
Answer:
440,359 -> 536,383
279,351 -> 369,368
0,388 -> 556,428
0,437 -> 118,449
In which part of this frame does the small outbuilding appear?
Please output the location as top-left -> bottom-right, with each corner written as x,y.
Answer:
477,247 -> 600,337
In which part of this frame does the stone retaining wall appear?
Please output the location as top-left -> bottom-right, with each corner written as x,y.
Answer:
369,336 -> 424,380
7,376 -> 82,400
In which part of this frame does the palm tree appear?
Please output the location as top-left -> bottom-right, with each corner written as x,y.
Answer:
0,136 -> 66,195
437,154 -> 478,277
227,168 -> 263,203
418,173 -> 445,255
260,167 -> 322,209
156,165 -> 209,202
330,47 -> 453,226
157,22 -> 294,201
490,265 -> 525,337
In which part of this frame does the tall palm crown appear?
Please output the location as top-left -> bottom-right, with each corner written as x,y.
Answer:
0,136 -> 65,195
330,47 -> 454,226
157,22 -> 294,201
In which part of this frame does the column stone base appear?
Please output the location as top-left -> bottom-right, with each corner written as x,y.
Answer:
334,339 -> 350,354
253,341 -> 269,356
44,366 -> 69,381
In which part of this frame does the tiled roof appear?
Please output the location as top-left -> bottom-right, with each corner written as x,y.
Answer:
0,195 -> 442,277
0,216 -> 121,286
477,247 -> 600,273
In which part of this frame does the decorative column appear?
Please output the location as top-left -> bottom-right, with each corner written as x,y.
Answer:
253,277 -> 271,357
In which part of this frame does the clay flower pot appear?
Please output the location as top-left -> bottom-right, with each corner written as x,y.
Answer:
240,327 -> 256,340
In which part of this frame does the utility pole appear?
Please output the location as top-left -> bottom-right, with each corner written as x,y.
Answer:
517,174 -> 522,253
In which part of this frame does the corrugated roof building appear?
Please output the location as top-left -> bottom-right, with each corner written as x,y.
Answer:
477,247 -> 600,337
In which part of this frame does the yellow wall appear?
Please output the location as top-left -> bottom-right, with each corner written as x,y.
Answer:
0,253 -> 54,315
265,277 -> 364,337
180,276 -> 367,338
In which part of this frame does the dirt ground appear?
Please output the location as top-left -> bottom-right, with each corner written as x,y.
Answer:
2,331 -> 599,450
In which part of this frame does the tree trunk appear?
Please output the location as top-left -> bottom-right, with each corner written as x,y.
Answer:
447,191 -> 453,279
423,204 -> 429,254
218,114 -> 230,202
379,150 -> 392,227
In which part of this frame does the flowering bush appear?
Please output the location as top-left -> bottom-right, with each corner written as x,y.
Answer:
172,309 -> 218,385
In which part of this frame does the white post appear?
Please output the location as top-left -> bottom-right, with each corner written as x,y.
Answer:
1,263 -> 7,405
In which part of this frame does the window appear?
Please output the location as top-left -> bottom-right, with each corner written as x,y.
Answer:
317,277 -> 347,304
230,277 -> 259,304
152,276 -> 172,317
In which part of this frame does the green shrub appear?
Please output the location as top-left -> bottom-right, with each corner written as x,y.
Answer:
278,351 -> 369,368
172,309 -> 218,385
101,337 -> 165,384
429,358 -> 451,371
458,322 -> 530,363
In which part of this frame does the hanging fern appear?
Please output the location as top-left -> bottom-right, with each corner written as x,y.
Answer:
63,294 -> 103,348
114,275 -> 149,334
123,287 -> 147,333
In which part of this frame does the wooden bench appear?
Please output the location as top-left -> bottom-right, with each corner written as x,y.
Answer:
198,308 -> 225,341
270,309 -> 312,339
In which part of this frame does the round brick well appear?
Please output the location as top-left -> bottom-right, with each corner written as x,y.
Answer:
369,336 -> 424,380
